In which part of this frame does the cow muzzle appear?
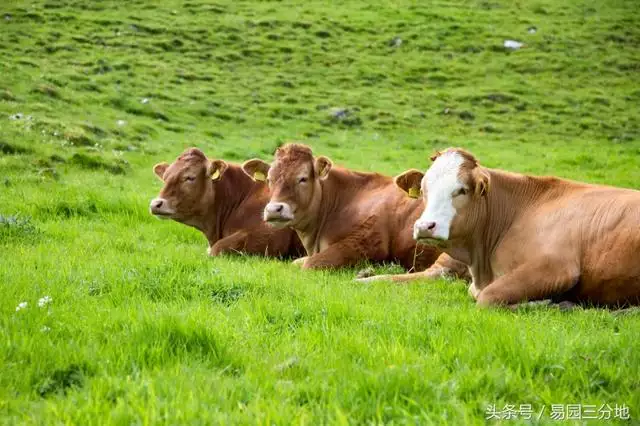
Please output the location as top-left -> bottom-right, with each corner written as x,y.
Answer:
149,198 -> 175,218
413,220 -> 448,246
264,202 -> 294,227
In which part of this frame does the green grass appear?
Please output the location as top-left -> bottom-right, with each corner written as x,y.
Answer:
1,0 -> 639,424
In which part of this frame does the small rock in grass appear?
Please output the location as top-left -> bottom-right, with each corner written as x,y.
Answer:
329,107 -> 349,119
504,40 -> 524,50
389,36 -> 403,48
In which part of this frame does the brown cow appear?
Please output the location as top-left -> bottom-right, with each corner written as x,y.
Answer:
150,148 -> 303,258
405,147 -> 640,307
241,143 -> 446,271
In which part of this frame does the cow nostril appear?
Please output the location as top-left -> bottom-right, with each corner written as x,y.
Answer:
275,204 -> 283,213
427,222 -> 436,230
154,200 -> 164,208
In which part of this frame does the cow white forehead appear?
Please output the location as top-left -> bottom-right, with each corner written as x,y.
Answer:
424,151 -> 465,189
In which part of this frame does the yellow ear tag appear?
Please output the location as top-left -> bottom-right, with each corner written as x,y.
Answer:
211,170 -> 220,181
254,171 -> 266,182
408,187 -> 420,199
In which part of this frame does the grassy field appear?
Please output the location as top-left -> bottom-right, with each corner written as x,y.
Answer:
1,0 -> 639,424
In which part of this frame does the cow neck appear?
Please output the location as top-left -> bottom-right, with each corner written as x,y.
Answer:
295,168 -> 380,255
204,165 -> 255,245
462,168 -> 561,288
293,179 -> 327,255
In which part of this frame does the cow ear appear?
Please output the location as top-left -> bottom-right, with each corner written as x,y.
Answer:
394,169 -> 424,198
473,168 -> 490,197
430,151 -> 442,162
153,162 -> 169,181
314,156 -> 332,180
241,159 -> 270,182
207,159 -> 228,182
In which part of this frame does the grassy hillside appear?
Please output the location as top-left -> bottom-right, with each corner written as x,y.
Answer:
1,0 -> 639,424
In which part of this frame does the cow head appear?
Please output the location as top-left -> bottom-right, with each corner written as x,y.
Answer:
410,148 -> 489,244
242,143 -> 331,229
150,148 -> 228,223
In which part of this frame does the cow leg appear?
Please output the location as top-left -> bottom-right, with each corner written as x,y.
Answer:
212,226 -> 292,257
301,241 -> 365,269
356,267 -> 451,283
612,307 -> 640,317
301,216 -> 383,269
356,253 -> 469,283
356,272 -> 419,283
477,258 -> 579,307
209,231 -> 250,256
301,229 -> 381,269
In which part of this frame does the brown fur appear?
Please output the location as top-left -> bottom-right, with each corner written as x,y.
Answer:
434,148 -> 640,307
275,144 -> 315,170
151,148 -> 304,258
250,143 -> 444,270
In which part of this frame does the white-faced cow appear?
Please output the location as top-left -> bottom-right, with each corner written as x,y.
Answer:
389,147 -> 640,307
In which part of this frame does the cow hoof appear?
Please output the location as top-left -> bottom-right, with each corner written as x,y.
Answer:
292,257 -> 308,267
207,246 -> 214,256
423,267 -> 445,279
356,267 -> 375,279
468,282 -> 481,300
552,300 -> 577,311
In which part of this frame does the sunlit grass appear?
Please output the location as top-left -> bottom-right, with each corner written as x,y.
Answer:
1,0 -> 639,423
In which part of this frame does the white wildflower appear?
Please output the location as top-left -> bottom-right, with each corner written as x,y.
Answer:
15,302 -> 27,311
38,296 -> 52,307
41,326 -> 51,332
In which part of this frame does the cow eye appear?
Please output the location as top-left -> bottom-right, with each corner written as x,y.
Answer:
455,188 -> 467,196
184,176 -> 196,182
298,177 -> 308,184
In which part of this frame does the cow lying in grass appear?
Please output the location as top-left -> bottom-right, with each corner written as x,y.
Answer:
379,147 -> 640,307
150,148 -> 303,258
242,143 -> 467,275
355,168 -> 469,283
